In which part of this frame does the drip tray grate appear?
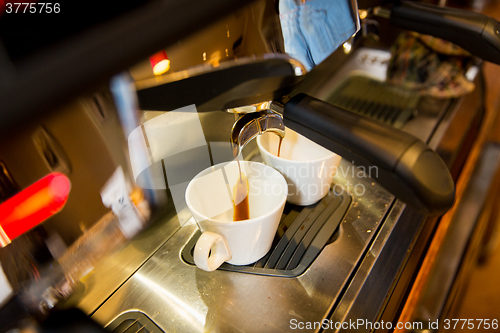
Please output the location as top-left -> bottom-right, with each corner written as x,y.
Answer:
181,187 -> 351,277
106,311 -> 164,333
326,75 -> 419,128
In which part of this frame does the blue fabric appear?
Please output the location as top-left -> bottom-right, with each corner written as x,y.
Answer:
279,0 -> 357,71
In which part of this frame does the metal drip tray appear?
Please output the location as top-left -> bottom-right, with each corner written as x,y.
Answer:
181,189 -> 351,277
326,75 -> 419,128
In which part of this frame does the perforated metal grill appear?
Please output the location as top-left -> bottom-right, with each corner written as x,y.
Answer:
326,75 -> 419,128
181,187 -> 351,277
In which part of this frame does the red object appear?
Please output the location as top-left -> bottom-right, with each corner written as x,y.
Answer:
0,172 -> 71,246
149,50 -> 170,75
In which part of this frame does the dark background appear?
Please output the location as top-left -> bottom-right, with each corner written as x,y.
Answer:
0,1 -> 152,63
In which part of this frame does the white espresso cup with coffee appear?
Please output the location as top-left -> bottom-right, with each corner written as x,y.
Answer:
257,128 -> 342,206
185,160 -> 287,272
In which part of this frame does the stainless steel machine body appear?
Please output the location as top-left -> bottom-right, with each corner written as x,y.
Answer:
0,0 -> 493,331
77,41 -> 483,332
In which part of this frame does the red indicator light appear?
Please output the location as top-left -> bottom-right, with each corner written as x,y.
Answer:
149,50 -> 170,75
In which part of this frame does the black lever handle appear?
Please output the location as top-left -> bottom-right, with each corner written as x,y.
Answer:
283,93 -> 455,215
388,0 -> 500,64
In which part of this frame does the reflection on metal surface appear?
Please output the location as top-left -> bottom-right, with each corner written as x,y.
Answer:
279,0 -> 359,70
72,204 -> 181,315
134,274 -> 207,328
226,100 -> 284,114
359,9 -> 369,20
343,40 -> 353,54
106,311 -> 165,333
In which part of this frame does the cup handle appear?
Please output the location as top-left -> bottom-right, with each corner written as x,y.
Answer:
193,231 -> 232,271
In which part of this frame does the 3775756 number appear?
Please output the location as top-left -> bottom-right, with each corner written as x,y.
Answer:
4,3 -> 60,13
443,319 -> 498,330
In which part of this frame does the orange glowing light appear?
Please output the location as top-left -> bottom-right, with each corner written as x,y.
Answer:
0,172 -> 71,246
149,50 -> 170,75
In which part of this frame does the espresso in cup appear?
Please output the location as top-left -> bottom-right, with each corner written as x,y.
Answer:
232,172 -> 249,221
185,161 -> 287,271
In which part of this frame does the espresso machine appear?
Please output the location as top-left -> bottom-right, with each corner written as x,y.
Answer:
1,0 -> 500,331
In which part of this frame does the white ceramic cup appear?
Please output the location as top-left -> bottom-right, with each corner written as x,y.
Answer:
257,127 -> 342,206
185,160 -> 287,272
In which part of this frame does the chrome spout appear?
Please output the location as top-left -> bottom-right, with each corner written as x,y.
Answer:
229,101 -> 285,158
